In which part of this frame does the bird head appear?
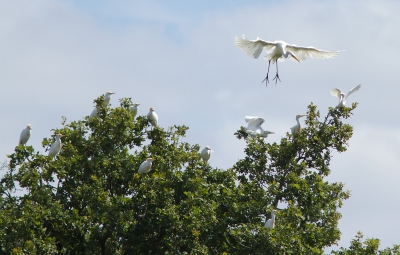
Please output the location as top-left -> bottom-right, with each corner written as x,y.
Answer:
271,209 -> 280,215
135,103 -> 140,106
288,51 -> 300,62
296,114 -> 307,120
150,107 -> 155,112
27,124 -> 32,130
147,158 -> 155,162
105,91 -> 115,95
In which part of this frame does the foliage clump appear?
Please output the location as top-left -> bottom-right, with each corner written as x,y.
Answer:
0,98 -> 397,254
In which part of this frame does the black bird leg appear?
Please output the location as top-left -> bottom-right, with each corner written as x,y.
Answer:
273,61 -> 281,84
261,60 -> 271,86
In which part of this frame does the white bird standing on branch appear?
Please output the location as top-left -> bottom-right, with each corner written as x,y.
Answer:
245,116 -> 274,138
138,158 -> 155,174
265,210 -> 279,229
147,107 -> 158,127
90,91 -> 115,119
291,114 -> 307,136
234,35 -> 341,85
19,124 -> 32,145
48,134 -> 64,159
130,103 -> 140,118
200,146 -> 213,163
330,84 -> 361,108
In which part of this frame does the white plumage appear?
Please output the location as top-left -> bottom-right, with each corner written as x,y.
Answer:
200,146 -> 213,162
265,210 -> 279,229
19,124 -> 32,145
90,91 -> 115,119
246,129 -> 275,138
291,114 -> 307,136
330,85 -> 361,107
235,35 -> 341,84
245,116 -> 274,138
48,134 -> 64,158
130,103 -> 140,118
147,107 -> 158,127
138,158 -> 155,174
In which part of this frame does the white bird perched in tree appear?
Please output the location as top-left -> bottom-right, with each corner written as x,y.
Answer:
138,158 -> 155,174
130,103 -> 140,118
265,210 -> 279,229
245,116 -> 274,138
330,84 -> 361,108
147,107 -> 158,127
200,146 -> 213,162
48,134 -> 64,158
89,91 -> 115,119
19,124 -> 32,145
235,35 -> 341,85
291,114 -> 307,136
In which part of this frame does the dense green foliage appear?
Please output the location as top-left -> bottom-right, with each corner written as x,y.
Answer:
0,97 -> 397,254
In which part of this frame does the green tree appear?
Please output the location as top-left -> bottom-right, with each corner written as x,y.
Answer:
331,232 -> 400,255
0,96 -> 396,254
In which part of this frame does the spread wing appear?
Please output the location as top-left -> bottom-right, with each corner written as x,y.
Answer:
330,88 -> 343,98
345,84 -> 361,100
245,117 -> 265,131
286,44 -> 342,61
235,35 -> 277,59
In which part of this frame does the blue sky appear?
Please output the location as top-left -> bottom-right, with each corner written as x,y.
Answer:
1,0 -> 400,252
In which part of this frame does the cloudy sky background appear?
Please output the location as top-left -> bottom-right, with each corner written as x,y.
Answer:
1,0 -> 399,251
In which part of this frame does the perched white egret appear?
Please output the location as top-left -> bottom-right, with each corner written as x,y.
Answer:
138,158 -> 155,174
235,35 -> 341,85
330,84 -> 361,108
244,116 -> 274,138
291,114 -> 307,136
89,91 -> 115,119
200,146 -> 213,162
130,103 -> 140,118
48,134 -> 64,158
19,124 -> 32,145
147,107 -> 158,127
103,91 -> 115,106
265,210 -> 279,229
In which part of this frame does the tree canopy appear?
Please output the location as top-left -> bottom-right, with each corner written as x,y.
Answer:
0,97 -> 398,254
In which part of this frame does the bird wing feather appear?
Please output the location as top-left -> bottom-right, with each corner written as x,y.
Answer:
286,44 -> 342,61
345,84 -> 361,100
235,37 -> 276,59
330,88 -> 342,98
246,118 -> 264,131
245,116 -> 259,123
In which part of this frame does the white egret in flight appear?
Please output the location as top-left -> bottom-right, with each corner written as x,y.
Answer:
291,114 -> 307,136
138,158 -> 155,174
200,146 -> 213,163
330,84 -> 361,108
90,91 -> 115,119
48,134 -> 64,158
147,107 -> 158,127
245,116 -> 274,138
235,35 -> 341,85
130,103 -> 140,118
265,210 -> 279,229
19,124 -> 32,145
